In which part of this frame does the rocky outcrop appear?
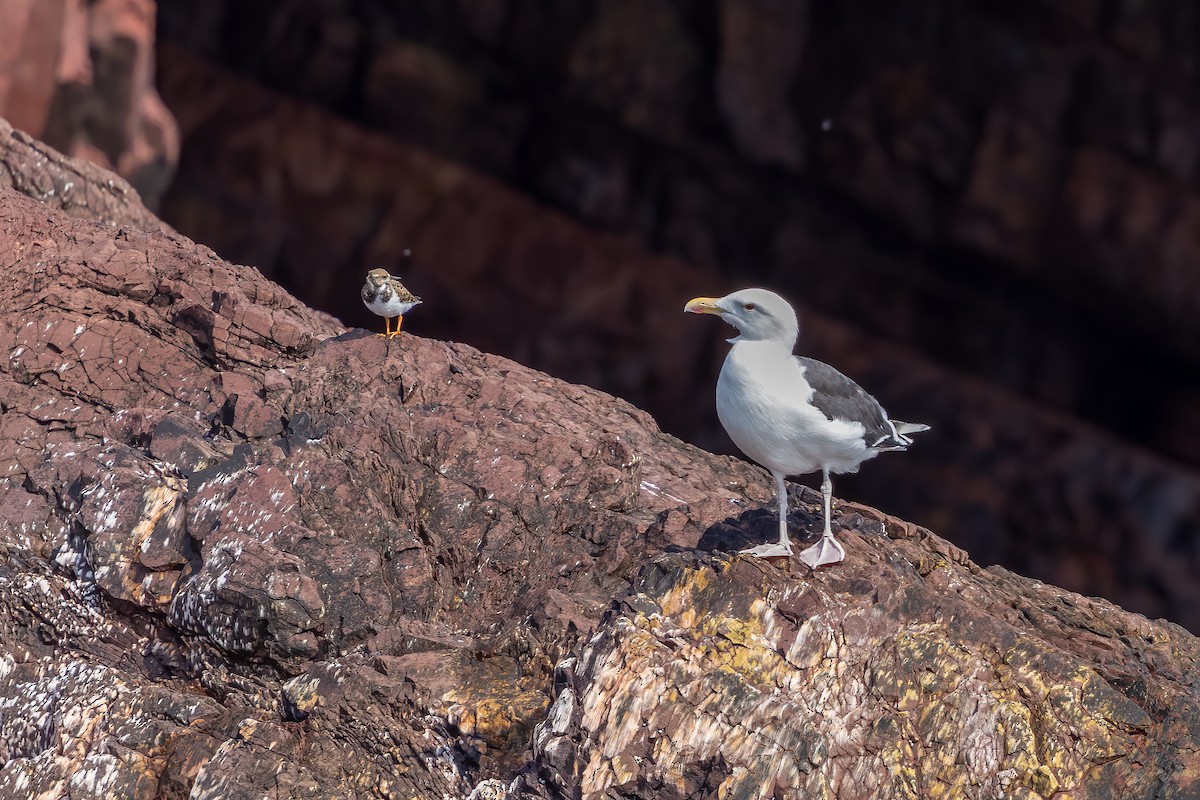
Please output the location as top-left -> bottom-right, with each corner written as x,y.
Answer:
0,0 -> 178,207
525,544 -> 1200,800
2,128 -> 1200,799
0,130 -> 761,796
0,117 -> 169,233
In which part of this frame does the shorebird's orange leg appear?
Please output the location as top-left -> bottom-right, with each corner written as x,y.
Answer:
392,315 -> 405,337
377,317 -> 392,337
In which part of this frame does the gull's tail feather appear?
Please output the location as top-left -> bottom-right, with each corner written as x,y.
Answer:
891,420 -> 930,447
872,420 -> 930,450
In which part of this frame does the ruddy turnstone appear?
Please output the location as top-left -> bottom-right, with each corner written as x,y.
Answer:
362,268 -> 421,338
685,288 -> 929,567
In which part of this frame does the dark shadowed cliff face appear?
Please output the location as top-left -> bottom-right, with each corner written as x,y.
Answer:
3,125 -> 1200,800
143,2 -> 1200,631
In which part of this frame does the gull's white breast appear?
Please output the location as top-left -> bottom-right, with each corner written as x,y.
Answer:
716,341 -> 870,476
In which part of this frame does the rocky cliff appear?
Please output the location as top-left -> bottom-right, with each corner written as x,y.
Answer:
2,124 -> 1199,800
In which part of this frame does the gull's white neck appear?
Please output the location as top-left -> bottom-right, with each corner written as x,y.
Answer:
722,339 -> 803,399
727,336 -> 795,356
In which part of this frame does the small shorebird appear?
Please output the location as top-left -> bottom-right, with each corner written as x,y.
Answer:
362,267 -> 420,338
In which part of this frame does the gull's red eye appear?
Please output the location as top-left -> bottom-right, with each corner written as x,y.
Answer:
744,302 -> 756,311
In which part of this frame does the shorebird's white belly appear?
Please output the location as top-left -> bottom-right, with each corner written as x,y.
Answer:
716,343 -> 869,476
366,295 -> 418,318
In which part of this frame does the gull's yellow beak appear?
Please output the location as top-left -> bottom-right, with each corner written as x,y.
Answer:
684,297 -> 723,315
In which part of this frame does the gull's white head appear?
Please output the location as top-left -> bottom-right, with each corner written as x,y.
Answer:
684,288 -> 799,345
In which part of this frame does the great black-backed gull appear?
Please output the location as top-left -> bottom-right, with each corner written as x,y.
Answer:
685,288 -> 928,567
362,268 -> 421,338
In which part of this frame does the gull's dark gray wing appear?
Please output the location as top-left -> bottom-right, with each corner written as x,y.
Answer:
794,356 -> 908,449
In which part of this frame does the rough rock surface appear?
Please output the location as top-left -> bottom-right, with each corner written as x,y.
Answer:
0,116 -> 169,234
0,0 -> 178,207
2,130 -> 1200,799
525,540 -> 1200,800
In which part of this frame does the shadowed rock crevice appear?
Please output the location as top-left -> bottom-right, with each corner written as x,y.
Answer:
1,128 -> 1199,799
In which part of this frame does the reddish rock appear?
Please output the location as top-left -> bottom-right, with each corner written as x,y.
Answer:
3,125 -> 1200,799
1057,147 -> 1200,355
0,116 -> 168,232
566,0 -> 700,143
715,0 -> 808,169
0,0 -> 67,136
951,106 -> 1062,263
521,544 -> 1200,799
0,0 -> 179,206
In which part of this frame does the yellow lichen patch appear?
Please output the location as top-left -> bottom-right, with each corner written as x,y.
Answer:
577,566 -> 834,799
104,480 -> 187,606
565,550 -> 1181,800
705,619 -> 788,688
236,717 -> 259,739
878,746 -> 921,800
282,674 -> 322,716
437,657 -> 549,750
609,752 -> 639,785
988,642 -> 1145,796
918,640 -> 1145,799
658,574 -> 790,690
443,686 -> 548,745
658,564 -> 715,626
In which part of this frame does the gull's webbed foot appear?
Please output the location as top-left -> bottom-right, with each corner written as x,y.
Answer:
798,534 -> 845,568
739,541 -> 794,559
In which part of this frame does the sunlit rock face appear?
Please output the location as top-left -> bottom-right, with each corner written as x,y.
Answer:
0,122 -> 760,796
527,548 -> 1198,800
3,88 -> 1200,800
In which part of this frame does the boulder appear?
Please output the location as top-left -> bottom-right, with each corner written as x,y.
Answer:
2,126 -> 1200,799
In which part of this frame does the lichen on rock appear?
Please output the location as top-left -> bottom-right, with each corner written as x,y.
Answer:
524,543 -> 1200,800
